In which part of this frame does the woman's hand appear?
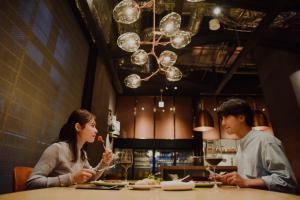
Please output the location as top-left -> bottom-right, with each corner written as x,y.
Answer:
71,169 -> 96,184
101,148 -> 113,166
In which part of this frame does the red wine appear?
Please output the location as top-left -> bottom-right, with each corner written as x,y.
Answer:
205,158 -> 223,166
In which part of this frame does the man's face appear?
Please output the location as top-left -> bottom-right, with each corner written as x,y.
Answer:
221,115 -> 245,135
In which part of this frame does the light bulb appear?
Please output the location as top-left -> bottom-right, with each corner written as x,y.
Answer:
159,12 -> 181,37
170,31 -> 191,49
117,32 -> 140,52
213,7 -> 221,16
165,67 -> 182,81
209,18 -> 220,31
124,74 -> 141,88
131,49 -> 148,65
113,0 -> 140,24
159,50 -> 177,68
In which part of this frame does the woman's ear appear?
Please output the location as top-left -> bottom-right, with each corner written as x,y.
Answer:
75,123 -> 82,132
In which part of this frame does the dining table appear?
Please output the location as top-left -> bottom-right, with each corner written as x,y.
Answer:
0,185 -> 299,200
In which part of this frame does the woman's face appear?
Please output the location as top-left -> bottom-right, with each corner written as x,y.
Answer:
76,118 -> 98,143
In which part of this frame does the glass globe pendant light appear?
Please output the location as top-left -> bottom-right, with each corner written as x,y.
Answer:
113,0 -> 140,24
131,49 -> 148,65
159,50 -> 177,68
165,67 -> 182,81
124,74 -> 141,88
170,31 -> 191,49
159,12 -> 181,37
117,32 -> 140,52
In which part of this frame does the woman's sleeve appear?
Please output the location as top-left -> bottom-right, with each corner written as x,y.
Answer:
26,144 -> 72,189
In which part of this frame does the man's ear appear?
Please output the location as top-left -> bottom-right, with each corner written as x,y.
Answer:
75,123 -> 82,132
238,115 -> 246,122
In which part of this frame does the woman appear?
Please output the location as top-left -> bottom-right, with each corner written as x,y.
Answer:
26,109 -> 112,189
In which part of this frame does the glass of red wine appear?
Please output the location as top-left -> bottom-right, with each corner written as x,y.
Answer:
205,140 -> 223,188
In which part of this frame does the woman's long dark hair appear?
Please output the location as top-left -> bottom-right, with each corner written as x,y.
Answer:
58,109 -> 96,161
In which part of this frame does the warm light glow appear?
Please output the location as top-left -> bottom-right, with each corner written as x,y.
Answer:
113,0 -> 140,24
159,12 -> 181,37
213,7 -> 221,16
209,18 -> 221,31
113,1 -> 196,89
165,67 -> 182,81
159,50 -> 177,68
117,32 -> 140,52
124,74 -> 141,88
170,31 -> 191,49
131,49 -> 148,65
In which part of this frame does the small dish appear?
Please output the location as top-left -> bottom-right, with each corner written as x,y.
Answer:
90,180 -> 127,187
195,181 -> 222,187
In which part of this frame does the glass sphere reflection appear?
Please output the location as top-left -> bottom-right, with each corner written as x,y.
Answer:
113,0 -> 140,24
159,12 -> 181,37
117,32 -> 140,52
165,67 -> 182,81
170,31 -> 191,49
124,74 -> 141,88
131,49 -> 148,65
159,50 -> 177,68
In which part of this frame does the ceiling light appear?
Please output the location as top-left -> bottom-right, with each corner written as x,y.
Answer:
213,7 -> 221,16
165,67 -> 182,81
113,0 -> 195,88
124,74 -> 141,88
159,50 -> 177,68
209,18 -> 220,31
131,49 -> 148,65
193,99 -> 214,132
113,0 -> 140,24
117,32 -> 140,52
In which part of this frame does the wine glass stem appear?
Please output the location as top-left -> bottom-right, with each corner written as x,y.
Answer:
124,169 -> 128,182
213,166 -> 217,188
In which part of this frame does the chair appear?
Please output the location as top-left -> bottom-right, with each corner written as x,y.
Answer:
13,166 -> 33,192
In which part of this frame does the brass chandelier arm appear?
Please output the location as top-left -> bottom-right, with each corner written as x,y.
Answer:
141,68 -> 160,81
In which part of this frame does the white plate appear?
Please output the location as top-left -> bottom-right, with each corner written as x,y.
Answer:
90,180 -> 127,187
161,181 -> 195,191
129,184 -> 161,190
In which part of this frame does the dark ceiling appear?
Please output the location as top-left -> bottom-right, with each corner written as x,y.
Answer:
72,0 -> 300,96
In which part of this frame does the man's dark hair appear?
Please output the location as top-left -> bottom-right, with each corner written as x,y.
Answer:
217,98 -> 253,127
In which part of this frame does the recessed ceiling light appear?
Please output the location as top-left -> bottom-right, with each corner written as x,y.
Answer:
174,86 -> 178,90
213,7 -> 221,15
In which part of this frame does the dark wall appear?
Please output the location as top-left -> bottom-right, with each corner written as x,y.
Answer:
255,47 -> 300,172
87,56 -> 116,167
0,0 -> 89,193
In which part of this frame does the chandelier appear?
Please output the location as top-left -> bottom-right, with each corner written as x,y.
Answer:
113,0 -> 193,88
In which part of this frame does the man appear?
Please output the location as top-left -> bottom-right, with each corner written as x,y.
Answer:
215,98 -> 297,194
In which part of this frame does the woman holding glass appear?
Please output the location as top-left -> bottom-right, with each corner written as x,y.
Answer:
26,109 -> 113,189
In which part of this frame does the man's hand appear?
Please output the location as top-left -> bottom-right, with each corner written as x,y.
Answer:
211,172 -> 248,187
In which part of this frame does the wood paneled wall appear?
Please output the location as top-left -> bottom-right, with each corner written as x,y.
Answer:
116,96 -> 194,139
135,96 -> 154,139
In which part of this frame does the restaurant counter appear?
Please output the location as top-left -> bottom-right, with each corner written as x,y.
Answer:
0,186 -> 299,200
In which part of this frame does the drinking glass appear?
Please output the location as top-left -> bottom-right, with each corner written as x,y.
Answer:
118,149 -> 133,182
205,140 -> 223,188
